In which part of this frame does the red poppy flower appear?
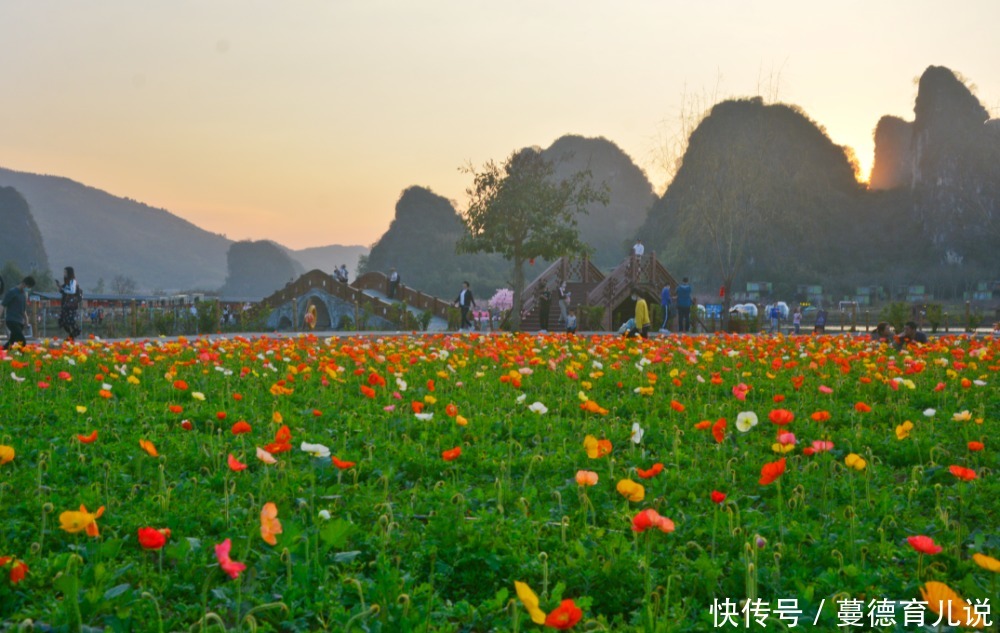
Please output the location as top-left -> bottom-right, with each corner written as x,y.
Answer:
907,535 -> 942,555
670,400 -> 685,412
810,411 -> 831,422
636,463 -> 664,479
216,411 -> 227,421
768,409 -> 794,426
854,402 -> 872,413
332,456 -> 356,470
631,508 -> 675,533
76,430 -> 98,444
949,465 -> 977,481
968,441 -> 985,452
228,454 -> 248,472
367,371 -> 385,387
442,447 -> 461,461
411,401 -> 424,414
168,404 -> 183,414
711,490 -> 726,504
711,418 -> 727,443
231,421 -> 252,435
445,403 -> 458,417
360,385 -> 376,399
759,458 -> 786,485
137,527 -> 170,550
544,599 -> 583,629
772,394 -> 785,403
0,557 -> 28,584
172,380 -> 188,391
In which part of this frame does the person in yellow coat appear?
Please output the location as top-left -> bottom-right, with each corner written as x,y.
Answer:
632,289 -> 650,339
304,304 -> 317,330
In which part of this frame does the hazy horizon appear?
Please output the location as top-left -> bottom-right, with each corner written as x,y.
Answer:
2,1 -> 999,250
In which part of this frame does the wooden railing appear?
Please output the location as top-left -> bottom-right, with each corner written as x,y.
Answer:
586,254 -> 679,329
521,257 -> 605,317
352,272 -> 453,320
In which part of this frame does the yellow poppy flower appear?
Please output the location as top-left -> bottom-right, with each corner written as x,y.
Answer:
845,453 -> 867,471
514,581 -> 547,625
973,553 -> 1000,573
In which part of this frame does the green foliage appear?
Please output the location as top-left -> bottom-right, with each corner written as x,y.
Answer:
458,148 -> 609,329
879,302 -> 910,332
925,304 -> 944,333
577,305 -> 605,331
196,300 -> 221,334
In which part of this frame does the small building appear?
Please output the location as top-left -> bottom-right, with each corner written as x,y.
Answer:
745,282 -> 772,302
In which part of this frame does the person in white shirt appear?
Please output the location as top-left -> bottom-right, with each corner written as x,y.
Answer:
632,239 -> 645,257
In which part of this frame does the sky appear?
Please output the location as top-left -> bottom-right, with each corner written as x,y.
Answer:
2,1 -> 999,250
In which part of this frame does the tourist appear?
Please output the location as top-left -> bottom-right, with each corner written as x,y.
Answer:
58,266 -> 83,342
558,282 -> 570,324
565,308 -> 578,334
813,309 -> 827,334
629,289 -> 651,339
894,321 -> 928,350
659,283 -> 671,332
388,268 -> 400,299
2,276 -> 36,351
632,239 -> 644,257
792,308 -> 802,334
676,277 -> 693,333
454,281 -> 476,331
538,287 -> 552,332
872,321 -> 895,343
768,303 -> 781,334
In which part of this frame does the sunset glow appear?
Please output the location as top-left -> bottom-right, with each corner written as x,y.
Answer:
1,1 -> 998,248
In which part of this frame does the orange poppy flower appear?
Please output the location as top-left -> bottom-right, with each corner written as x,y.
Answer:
331,456 -> 356,470
411,401 -> 424,414
670,400 -> 685,412
949,465 -> 977,481
636,463 -> 664,479
575,470 -> 598,486
0,557 -> 28,584
172,380 -> 188,391
168,404 -> 183,414
810,411 -> 831,422
583,435 -> 612,458
76,430 -> 98,444
59,504 -> 105,537
758,458 -> 786,485
968,441 -> 985,451
442,447 -> 461,461
694,420 -> 712,430
231,421 -> 252,435
919,581 -> 983,630
854,402 -> 872,413
139,439 -> 158,457
445,403 -> 458,417
264,425 -> 292,453
360,385 -> 376,399
260,502 -> 282,546
768,409 -> 794,426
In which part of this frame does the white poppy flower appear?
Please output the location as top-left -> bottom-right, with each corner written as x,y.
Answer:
300,442 -> 331,459
631,422 -> 644,444
415,412 -> 434,421
923,408 -> 936,417
528,402 -> 548,414
516,394 -> 527,404
736,411 -> 759,433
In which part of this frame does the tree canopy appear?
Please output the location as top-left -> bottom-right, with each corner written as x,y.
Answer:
458,148 -> 608,330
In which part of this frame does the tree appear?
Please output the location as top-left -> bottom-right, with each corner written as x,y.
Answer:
458,148 -> 608,331
92,277 -> 106,294
111,275 -> 138,296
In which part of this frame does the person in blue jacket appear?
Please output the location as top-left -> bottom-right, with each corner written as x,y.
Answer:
659,283 -> 672,332
676,277 -> 692,332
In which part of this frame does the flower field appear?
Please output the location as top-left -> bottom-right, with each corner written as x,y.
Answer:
0,332 -> 997,631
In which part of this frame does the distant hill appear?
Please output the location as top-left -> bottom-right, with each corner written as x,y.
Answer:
542,136 -> 656,268
0,167 -> 231,291
286,244 -> 369,280
872,66 -> 1000,267
641,65 -> 1000,301
0,185 -> 50,275
0,166 -> 370,294
221,240 -> 304,299
359,186 -> 507,299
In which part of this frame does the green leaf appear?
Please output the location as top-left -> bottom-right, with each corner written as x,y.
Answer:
103,583 -> 132,601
